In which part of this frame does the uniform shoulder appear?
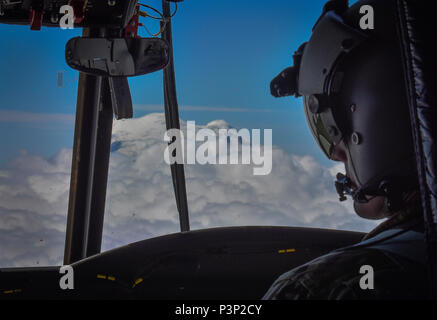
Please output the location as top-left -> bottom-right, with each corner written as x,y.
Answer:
263,245 -> 427,300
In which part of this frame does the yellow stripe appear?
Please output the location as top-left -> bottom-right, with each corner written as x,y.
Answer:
278,248 -> 296,254
3,288 -> 22,294
97,274 -> 116,281
133,278 -> 143,288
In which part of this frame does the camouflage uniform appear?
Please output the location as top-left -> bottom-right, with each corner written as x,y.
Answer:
263,208 -> 428,300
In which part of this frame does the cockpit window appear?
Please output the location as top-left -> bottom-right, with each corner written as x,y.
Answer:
0,0 -> 377,268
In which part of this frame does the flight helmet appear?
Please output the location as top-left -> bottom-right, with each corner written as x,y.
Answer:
271,0 -> 418,212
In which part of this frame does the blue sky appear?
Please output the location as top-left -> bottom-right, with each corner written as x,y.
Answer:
0,0 -> 334,167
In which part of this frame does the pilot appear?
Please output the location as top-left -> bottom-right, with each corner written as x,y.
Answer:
263,0 -> 429,299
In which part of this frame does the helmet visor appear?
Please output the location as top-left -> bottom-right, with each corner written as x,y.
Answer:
303,95 -> 334,159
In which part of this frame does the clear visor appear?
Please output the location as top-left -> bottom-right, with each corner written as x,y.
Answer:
303,95 -> 334,159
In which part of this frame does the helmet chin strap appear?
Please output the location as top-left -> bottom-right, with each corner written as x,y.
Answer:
335,172 -> 404,213
377,180 -> 403,213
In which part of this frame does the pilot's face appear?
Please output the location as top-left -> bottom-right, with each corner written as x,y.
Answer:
330,141 -> 389,220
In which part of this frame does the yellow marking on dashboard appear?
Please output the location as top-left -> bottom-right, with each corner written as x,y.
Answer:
133,278 -> 143,288
3,289 -> 21,294
97,274 -> 107,279
278,248 -> 296,254
107,276 -> 115,281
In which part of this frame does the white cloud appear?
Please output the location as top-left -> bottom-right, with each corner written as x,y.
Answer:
0,113 -> 378,267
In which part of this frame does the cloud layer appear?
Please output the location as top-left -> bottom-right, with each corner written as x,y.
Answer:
0,113 -> 378,267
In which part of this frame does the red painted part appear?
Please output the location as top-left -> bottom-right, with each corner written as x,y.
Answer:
124,11 -> 140,38
29,10 -> 43,31
69,0 -> 85,23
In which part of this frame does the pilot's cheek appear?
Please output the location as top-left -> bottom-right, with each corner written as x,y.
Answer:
354,196 -> 389,220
